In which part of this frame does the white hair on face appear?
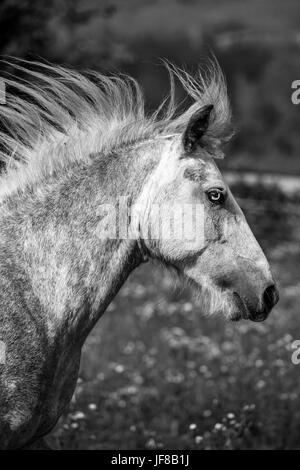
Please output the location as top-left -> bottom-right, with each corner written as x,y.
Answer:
191,276 -> 236,320
0,58 -> 232,199
168,266 -> 236,320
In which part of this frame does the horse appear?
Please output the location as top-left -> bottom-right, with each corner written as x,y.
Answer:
0,59 -> 279,449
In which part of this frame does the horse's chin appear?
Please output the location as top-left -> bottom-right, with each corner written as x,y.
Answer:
180,272 -> 269,323
229,292 -> 249,321
230,292 -> 268,323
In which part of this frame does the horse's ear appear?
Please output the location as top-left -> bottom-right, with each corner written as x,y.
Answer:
182,104 -> 214,154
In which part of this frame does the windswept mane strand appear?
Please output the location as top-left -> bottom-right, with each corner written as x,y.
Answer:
0,58 -> 231,198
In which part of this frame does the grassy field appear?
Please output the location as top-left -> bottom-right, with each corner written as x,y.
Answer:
49,183 -> 300,450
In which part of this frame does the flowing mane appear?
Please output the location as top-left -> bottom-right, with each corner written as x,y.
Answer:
0,59 -> 231,199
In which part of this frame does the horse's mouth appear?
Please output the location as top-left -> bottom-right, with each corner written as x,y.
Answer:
231,292 -> 269,323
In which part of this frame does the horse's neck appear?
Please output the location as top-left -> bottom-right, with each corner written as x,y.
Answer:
4,144 -> 160,340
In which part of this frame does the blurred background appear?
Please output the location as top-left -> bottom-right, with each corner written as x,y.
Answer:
1,0 -> 300,449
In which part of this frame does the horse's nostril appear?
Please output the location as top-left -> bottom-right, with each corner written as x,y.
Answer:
263,284 -> 279,312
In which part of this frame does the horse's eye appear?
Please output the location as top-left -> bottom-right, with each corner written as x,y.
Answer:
206,188 -> 226,205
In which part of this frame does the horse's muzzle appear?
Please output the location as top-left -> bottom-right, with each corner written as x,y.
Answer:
249,283 -> 279,322
233,283 -> 279,322
251,283 -> 279,322
263,284 -> 280,313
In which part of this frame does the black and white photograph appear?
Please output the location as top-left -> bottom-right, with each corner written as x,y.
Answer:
0,0 -> 299,455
